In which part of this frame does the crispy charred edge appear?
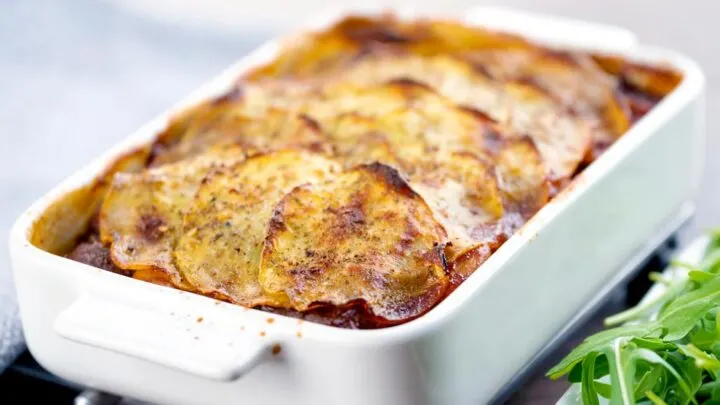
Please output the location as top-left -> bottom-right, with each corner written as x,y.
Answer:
385,77 -> 436,94
257,295 -> 446,329
593,54 -> 683,99
330,14 -> 532,50
448,212 -> 525,284
297,113 -> 322,133
107,245 -> 187,287
334,15 -> 419,45
449,243 -> 492,286
363,161 -> 417,198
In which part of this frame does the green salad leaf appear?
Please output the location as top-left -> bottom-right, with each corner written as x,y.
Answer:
548,229 -> 720,404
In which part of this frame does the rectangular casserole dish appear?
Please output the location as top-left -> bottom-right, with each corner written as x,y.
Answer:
8,6 -> 705,405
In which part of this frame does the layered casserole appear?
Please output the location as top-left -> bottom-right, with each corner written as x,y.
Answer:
38,15 -> 682,329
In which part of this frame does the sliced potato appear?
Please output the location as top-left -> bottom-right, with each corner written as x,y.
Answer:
411,151 -> 504,260
243,53 -> 591,180
326,113 -> 402,168
259,163 -> 449,322
493,137 -> 550,218
99,147 -> 246,285
152,107 -> 327,166
463,49 -> 632,151
174,150 -> 340,307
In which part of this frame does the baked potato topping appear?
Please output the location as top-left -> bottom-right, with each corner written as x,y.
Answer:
64,15 -> 681,327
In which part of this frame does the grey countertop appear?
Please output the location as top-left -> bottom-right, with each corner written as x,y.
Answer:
1,0 -> 717,397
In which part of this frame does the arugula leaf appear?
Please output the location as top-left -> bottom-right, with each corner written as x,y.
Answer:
645,390 -> 668,405
582,352 -> 601,405
604,338 -> 636,405
678,344 -> 720,378
634,338 -> 677,351
689,271 -> 715,283
697,380 -> 720,397
548,324 -> 662,379
633,349 -> 697,404
634,366 -> 665,401
606,279 -> 687,327
689,313 -> 719,350
596,381 -> 612,399
700,249 -> 720,274
657,275 -> 720,340
671,354 -> 703,405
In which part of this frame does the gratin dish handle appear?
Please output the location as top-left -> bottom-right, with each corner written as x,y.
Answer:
54,294 -> 270,381
465,6 -> 638,54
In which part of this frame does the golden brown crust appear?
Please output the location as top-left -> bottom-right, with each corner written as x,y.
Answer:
48,14 -> 681,329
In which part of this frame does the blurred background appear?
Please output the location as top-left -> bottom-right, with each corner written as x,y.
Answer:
1,0 -> 717,403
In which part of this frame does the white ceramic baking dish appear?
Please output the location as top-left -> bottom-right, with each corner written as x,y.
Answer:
8,6 -> 706,405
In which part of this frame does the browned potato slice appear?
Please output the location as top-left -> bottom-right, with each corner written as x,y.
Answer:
152,107 -> 327,166
239,80 -> 414,125
463,49 -> 632,151
500,81 -> 591,180
258,163 -> 449,321
445,141 -> 547,281
326,113 -> 402,168
593,55 -> 682,98
493,137 -> 549,218
99,147 -> 246,285
320,99 -> 510,271
174,150 -> 340,307
417,140 -> 547,280
412,151 -> 504,260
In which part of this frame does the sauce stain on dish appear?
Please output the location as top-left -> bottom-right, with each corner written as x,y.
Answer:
272,344 -> 282,355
